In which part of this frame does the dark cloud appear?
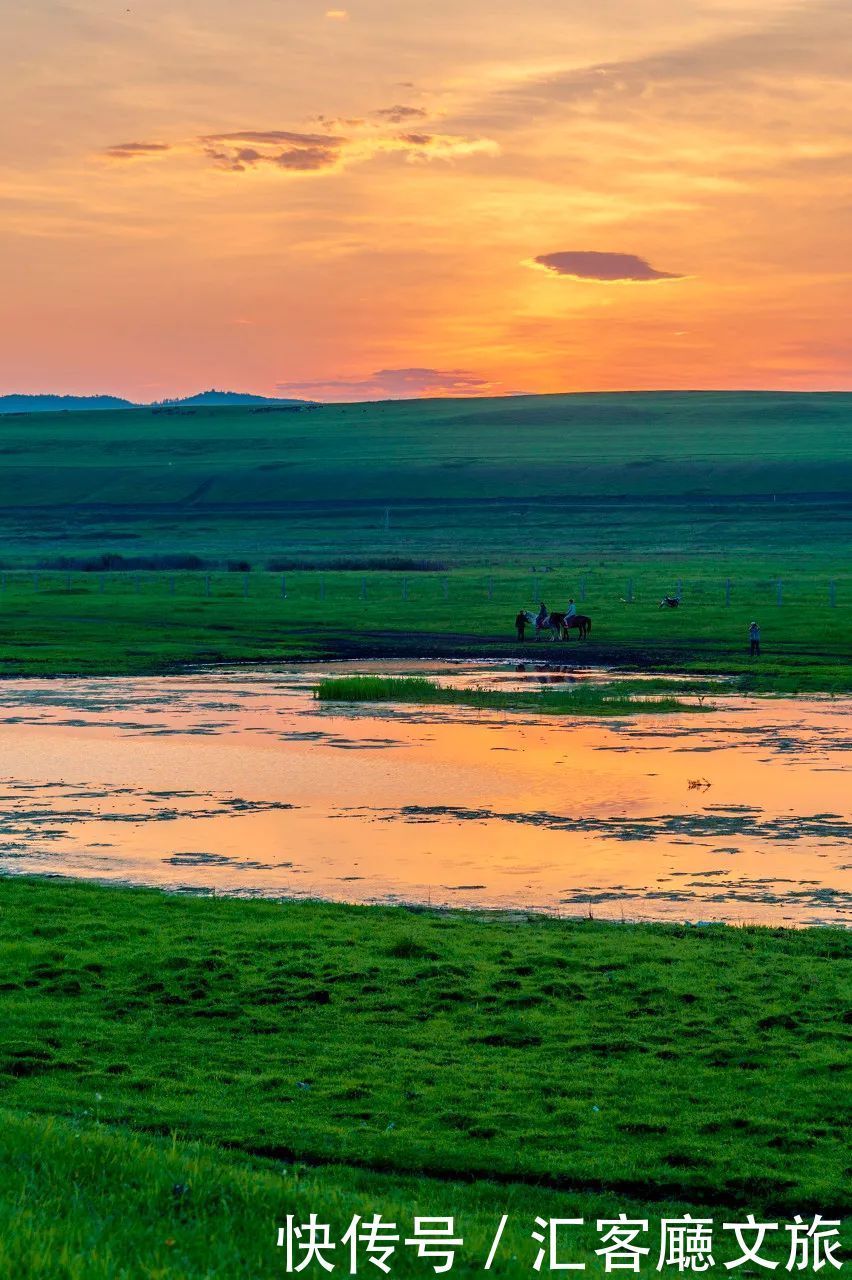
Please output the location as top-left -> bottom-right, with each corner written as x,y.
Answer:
533,251 -> 684,282
277,367 -> 495,401
201,129 -> 341,147
313,114 -> 366,129
103,141 -> 171,159
200,129 -> 344,172
372,105 -> 428,124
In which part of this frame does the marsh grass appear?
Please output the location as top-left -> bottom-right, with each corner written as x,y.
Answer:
315,674 -> 711,715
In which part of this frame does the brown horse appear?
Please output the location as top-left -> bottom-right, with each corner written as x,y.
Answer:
546,612 -> 592,639
560,613 -> 592,639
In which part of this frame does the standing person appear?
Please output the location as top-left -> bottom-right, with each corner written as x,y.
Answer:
515,610 -> 527,642
749,621 -> 761,656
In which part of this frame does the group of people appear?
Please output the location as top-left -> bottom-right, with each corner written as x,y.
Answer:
514,600 -> 577,641
513,600 -> 763,656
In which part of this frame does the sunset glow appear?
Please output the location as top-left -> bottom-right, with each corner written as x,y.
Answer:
2,0 -> 850,400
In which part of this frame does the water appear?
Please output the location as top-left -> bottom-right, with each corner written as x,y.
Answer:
0,663 -> 849,926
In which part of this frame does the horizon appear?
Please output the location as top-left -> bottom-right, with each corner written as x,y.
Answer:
2,0 -> 851,401
5,384 -> 852,412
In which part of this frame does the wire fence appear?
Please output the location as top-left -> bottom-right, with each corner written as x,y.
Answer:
0,570 -> 844,609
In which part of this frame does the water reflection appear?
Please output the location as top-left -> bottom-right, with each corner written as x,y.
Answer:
0,663 -> 848,926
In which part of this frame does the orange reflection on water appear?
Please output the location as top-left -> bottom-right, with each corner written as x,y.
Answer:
0,666 -> 848,927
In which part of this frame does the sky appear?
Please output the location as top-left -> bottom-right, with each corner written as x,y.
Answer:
1,0 -> 850,400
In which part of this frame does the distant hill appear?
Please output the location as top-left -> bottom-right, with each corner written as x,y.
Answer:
154,390 -> 307,409
0,394 -> 134,414
0,389 -> 306,414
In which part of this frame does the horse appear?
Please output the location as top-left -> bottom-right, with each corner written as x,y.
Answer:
659,596 -> 680,609
524,608 -> 592,640
516,606 -> 558,640
560,613 -> 592,639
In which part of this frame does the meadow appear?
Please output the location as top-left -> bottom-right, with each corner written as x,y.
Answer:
0,391 -> 849,566
0,878 -> 849,1277
0,391 -> 848,686
0,561 -> 847,690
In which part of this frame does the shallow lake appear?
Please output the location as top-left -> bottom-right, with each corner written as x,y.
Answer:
0,663 -> 849,926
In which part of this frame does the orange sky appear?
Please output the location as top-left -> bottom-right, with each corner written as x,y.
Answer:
1,0 -> 850,400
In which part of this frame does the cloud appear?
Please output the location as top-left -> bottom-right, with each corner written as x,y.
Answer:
277,367 -> 497,401
393,132 -> 499,161
200,129 -> 344,172
103,141 -> 171,160
532,251 -> 685,282
372,105 -> 428,124
101,120 -> 496,178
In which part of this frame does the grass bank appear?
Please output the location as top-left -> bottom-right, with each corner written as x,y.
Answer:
314,674 -> 715,714
0,878 -> 849,1276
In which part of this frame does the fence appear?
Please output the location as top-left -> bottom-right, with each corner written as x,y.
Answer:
0,570 -> 844,610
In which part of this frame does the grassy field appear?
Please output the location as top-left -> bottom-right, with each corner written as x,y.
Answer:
0,389 -> 844,686
0,392 -> 849,565
0,878 -> 849,1277
0,391 -> 847,684
0,562 -> 848,688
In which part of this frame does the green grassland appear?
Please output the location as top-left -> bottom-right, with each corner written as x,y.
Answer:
0,391 -> 849,683
0,391 -> 850,564
0,562 -> 848,688
0,879 -> 849,1277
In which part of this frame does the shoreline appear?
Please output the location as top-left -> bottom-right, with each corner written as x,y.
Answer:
3,868 -> 848,933
1,638 -> 849,696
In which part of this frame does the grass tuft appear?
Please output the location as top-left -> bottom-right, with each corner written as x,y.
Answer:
315,675 -> 709,716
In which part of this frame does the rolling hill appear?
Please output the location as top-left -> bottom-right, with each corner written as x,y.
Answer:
0,390 -> 849,562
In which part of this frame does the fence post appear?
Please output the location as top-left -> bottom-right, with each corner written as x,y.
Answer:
243,573 -> 249,598
281,574 -> 287,598
442,577 -> 449,602
725,578 -> 731,607
487,576 -> 493,600
384,508 -> 390,533
205,575 -> 211,598
829,580 -> 836,608
360,576 -> 366,601
776,579 -> 783,607
402,576 -> 408,602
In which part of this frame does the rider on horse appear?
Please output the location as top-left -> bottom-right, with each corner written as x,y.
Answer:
565,599 -> 577,620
